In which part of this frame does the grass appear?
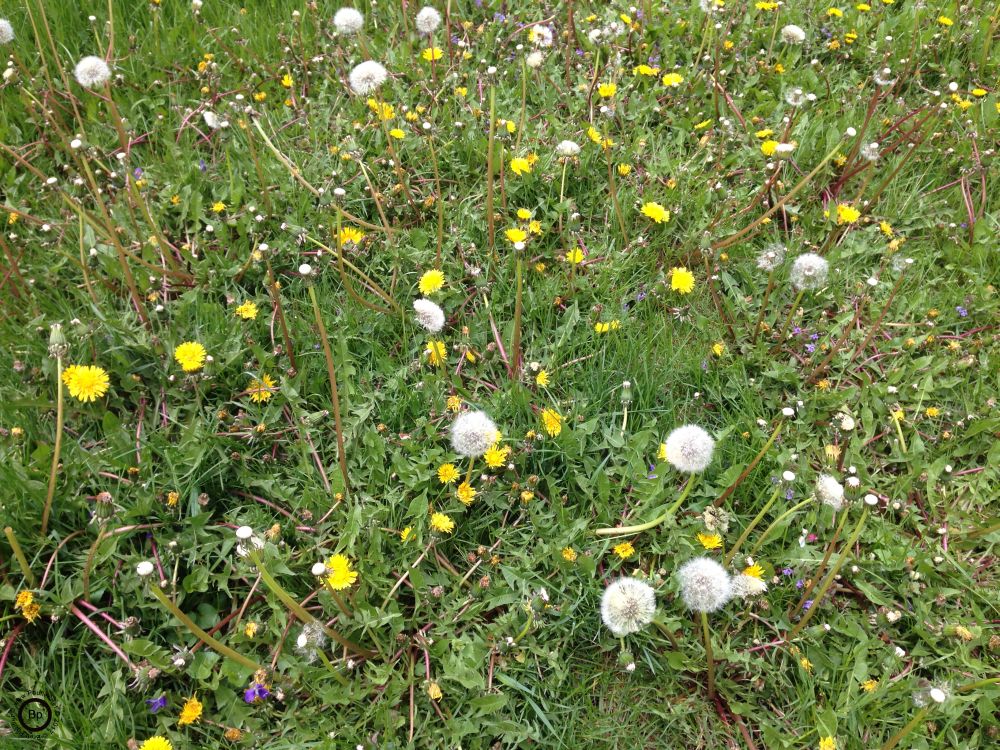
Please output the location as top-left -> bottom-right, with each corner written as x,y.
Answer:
0,1 -> 998,748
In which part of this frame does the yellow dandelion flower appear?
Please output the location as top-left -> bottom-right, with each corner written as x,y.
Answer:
640,201 -> 670,224
662,72 -> 684,87
827,8 -> 843,17
612,541 -> 635,559
426,682 -> 443,700
743,563 -> 764,579
535,370 -> 550,387
174,341 -> 207,372
235,301 -> 259,320
456,482 -> 477,505
425,340 -> 447,366
562,547 -> 578,562
633,64 -> 660,76
711,342 -> 725,357
760,139 -> 779,156
505,227 -> 528,244
247,374 -> 277,404
61,365 -> 110,402
421,47 -> 444,62
281,73 -> 293,88
697,532 -> 723,550
800,657 -> 813,672
658,442 -> 668,461
139,738 -> 173,750
861,678 -> 878,692
598,82 -> 617,98
437,463 -> 460,484
516,208 -> 532,220
670,266 -> 695,294
541,408 -> 563,437
419,269 -> 445,295
430,512 -> 454,534
400,526 -> 414,542
211,201 -> 226,213
166,491 -> 180,507
818,737 -> 836,750
325,553 -> 358,590
937,15 -> 952,26
565,248 -> 584,264
340,226 -> 365,245
244,622 -> 258,638
178,696 -> 203,726
836,203 -> 861,224
509,157 -> 532,176
446,395 -> 462,412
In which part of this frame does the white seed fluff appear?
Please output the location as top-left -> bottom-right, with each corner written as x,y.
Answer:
731,573 -> 768,599
74,56 -> 112,88
600,577 -> 656,636
333,7 -> 364,35
789,253 -> 829,291
450,410 -> 497,457
756,243 -> 786,271
415,6 -> 442,34
664,424 -> 715,473
678,557 -> 733,612
0,19 -> 14,45
413,298 -> 445,333
556,140 -> 581,157
780,24 -> 806,45
348,60 -> 388,96
816,473 -> 845,511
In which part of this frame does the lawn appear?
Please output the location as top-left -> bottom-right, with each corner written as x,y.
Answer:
0,1 -> 998,748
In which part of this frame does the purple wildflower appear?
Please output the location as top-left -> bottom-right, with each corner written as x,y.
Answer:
782,568 -> 794,576
146,695 -> 167,713
956,306 -> 968,317
803,599 -> 813,610
244,683 -> 270,704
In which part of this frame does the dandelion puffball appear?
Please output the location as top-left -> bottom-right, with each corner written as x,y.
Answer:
415,6 -> 442,34
678,557 -> 732,612
348,60 -> 388,96
816,474 -> 845,511
600,577 -> 656,636
556,140 -> 581,157
756,243 -> 786,272
333,7 -> 364,34
790,253 -> 829,291
664,424 -> 715,473
413,298 -> 445,333
450,410 -> 497,458
731,573 -> 768,599
0,18 -> 14,45
780,24 -> 806,44
75,56 -> 112,88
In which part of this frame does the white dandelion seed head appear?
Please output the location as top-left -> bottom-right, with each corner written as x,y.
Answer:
790,253 -> 829,291
0,19 -> 14,45
349,60 -> 388,95
774,142 -> 796,159
838,413 -> 856,431
413,298 -> 445,333
816,473 -> 845,511
677,557 -> 732,612
450,410 -> 498,457
333,7 -> 364,35
874,67 -> 896,87
556,140 -> 581,157
74,56 -> 112,88
664,424 -> 715,473
757,243 -> 786,271
600,577 -> 656,636
861,142 -> 880,162
526,50 -> 544,68
202,110 -> 220,129
785,87 -> 807,107
731,573 -> 768,599
415,6 -> 442,34
780,24 -> 806,44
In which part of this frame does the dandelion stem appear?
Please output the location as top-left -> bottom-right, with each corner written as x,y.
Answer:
594,475 -> 698,537
606,148 -> 627,247
787,507 -> 869,640
307,285 -> 352,500
724,485 -> 782,566
751,267 -> 777,344
788,509 -> 850,618
714,420 -> 783,508
265,260 -> 297,372
773,289 -> 805,351
879,706 -> 930,750
4,527 -> 36,587
515,58 -> 528,154
892,413 -> 908,455
486,85 -> 497,257
510,254 -> 524,378
428,138 -> 445,269
849,271 -> 907,364
746,498 -> 813,559
513,607 -> 534,643
40,356 -> 64,537
148,584 -> 263,673
957,675 -> 1000,693
701,611 -> 716,701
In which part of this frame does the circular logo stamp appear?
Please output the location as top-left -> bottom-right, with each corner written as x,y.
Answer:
17,696 -> 53,733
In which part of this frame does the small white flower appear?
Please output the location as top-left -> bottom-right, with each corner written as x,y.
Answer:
600,577 -> 656,636
782,470 -> 796,482
780,24 -> 806,44
74,56 -> 112,88
556,140 -> 581,157
311,562 -> 328,576
136,561 -> 155,577
529,24 -> 554,48
782,407 -> 795,417
894,646 -> 906,657
413,298 -> 445,333
415,6 -> 442,34
333,7 -> 364,35
664,424 -> 715,473
349,60 -> 388,95
929,688 -> 946,704
298,263 -> 313,276
678,557 -> 732,612
451,410 -> 498,457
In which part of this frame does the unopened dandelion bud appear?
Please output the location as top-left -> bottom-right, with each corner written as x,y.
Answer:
48,323 -> 68,358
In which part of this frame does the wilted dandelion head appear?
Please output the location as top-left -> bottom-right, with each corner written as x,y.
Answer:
861,142 -> 880,162
600,577 -> 656,636
790,253 -> 829,291
780,24 -> 806,44
664,424 -> 715,473
75,56 -> 112,88
415,6 -> 442,34
294,622 -> 328,662
815,473 -> 845,511
333,7 -> 364,35
785,87 -> 807,107
556,140 -> 581,157
677,557 -> 732,612
413,298 -> 445,333
349,60 -> 388,95
0,19 -> 14,45
891,255 -> 914,274
756,243 -> 786,271
731,572 -> 768,599
873,67 -> 896,87
450,410 -> 497,457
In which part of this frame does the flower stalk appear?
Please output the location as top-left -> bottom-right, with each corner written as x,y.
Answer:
595,475 -> 699,538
